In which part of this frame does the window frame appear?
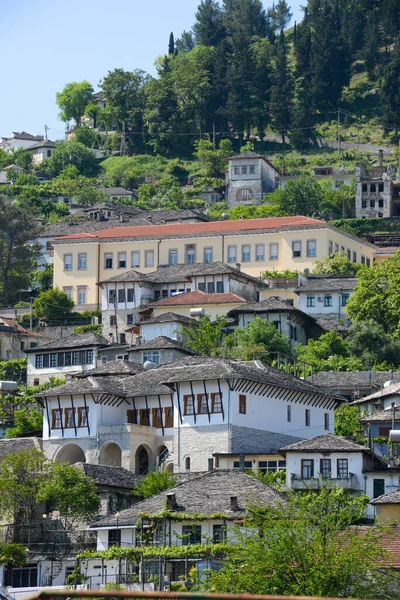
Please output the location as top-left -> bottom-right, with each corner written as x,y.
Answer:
63,254 -> 73,271
197,393 -> 209,415
239,394 -> 246,415
306,240 -> 316,258
320,458 -> 331,479
211,392 -> 223,413
307,295 -> 315,307
117,252 -> 127,269
204,247 -> 213,264
255,244 -> 265,261
144,250 -> 154,268
227,245 -> 237,263
183,395 -> 195,416
64,407 -> 75,429
269,243 -> 279,260
77,286 -> 87,305
77,253 -> 87,270
169,249 -> 178,265
78,407 -> 89,427
324,412 -> 330,431
104,253 -> 113,269
305,408 -> 311,427
131,251 -> 140,268
337,458 -> 349,479
52,409 -> 62,429
324,294 -> 333,307
301,459 -> 314,479
185,244 -> 196,265
241,245 -> 251,262
292,240 -> 302,258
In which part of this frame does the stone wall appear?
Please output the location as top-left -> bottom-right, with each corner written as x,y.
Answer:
174,424 -> 229,472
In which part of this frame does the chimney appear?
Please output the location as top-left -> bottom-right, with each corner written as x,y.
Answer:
379,149 -> 383,167
230,496 -> 238,511
166,493 -> 177,510
208,458 -> 214,472
236,263 -> 241,272
239,454 -> 245,471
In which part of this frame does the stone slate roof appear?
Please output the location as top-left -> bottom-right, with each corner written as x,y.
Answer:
24,332 -> 109,353
99,270 -> 149,284
12,131 -> 44,141
26,140 -> 56,150
149,290 -> 246,307
294,277 -> 358,292
35,376 -> 128,399
314,317 -> 350,333
141,312 -> 197,326
73,463 -> 138,489
371,490 -> 400,505
213,431 -> 303,456
279,434 -> 368,455
359,408 -> 400,423
306,370 -> 400,392
144,209 -> 210,223
101,187 -> 135,196
128,336 -> 196,354
228,296 -> 318,324
76,360 -> 144,378
0,437 -> 42,460
89,469 -> 284,528
40,216 -> 158,238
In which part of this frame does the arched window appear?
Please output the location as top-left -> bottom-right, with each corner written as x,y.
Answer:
185,457 -> 191,471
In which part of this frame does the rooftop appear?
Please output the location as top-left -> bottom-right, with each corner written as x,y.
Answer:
127,336 -> 196,354
350,381 -> 400,405
11,131 -> 44,141
73,463 -> 138,489
140,312 -> 197,326
0,437 -> 42,461
0,317 -> 49,338
359,407 -> 400,423
89,469 -> 284,528
148,290 -> 246,307
26,140 -> 56,150
294,276 -> 358,292
279,434 -> 368,455
306,370 -> 400,391
371,490 -> 400,505
24,332 -> 110,353
76,360 -> 144,378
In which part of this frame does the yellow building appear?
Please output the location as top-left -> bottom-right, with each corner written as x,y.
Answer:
371,490 -> 400,524
52,215 -> 377,309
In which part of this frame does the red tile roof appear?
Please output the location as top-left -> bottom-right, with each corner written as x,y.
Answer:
0,317 -> 48,337
54,216 -> 326,241
150,290 -> 246,307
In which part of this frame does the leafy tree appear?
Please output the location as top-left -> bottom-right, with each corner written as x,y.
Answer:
265,175 -> 323,217
381,36 -> 400,129
193,138 -> 233,177
73,125 -> 98,148
313,251 -> 361,276
56,81 -> 94,126
34,264 -> 54,292
33,288 -> 74,322
44,140 -> 98,178
11,148 -> 33,171
347,320 -> 400,369
133,471 -> 177,499
193,0 -> 226,46
209,487 -> 398,597
75,186 -> 108,206
0,358 -> 27,382
334,403 -> 362,437
232,317 -> 292,357
6,408 -> 43,438
296,331 -> 363,374
0,543 -> 27,566
181,314 -> 227,356
38,462 -> 100,530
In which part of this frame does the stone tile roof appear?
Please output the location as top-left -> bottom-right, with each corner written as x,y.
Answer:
40,216 -> 157,238
371,490 -> 400,505
294,277 -> 358,292
12,131 -> 44,141
101,187 -> 135,196
141,312 -> 197,326
359,408 -> 400,423
351,381 -> 400,404
99,270 -> 149,283
228,296 -> 319,324
314,317 -> 350,333
76,360 -> 144,378
26,140 -> 56,150
0,437 -> 42,460
89,469 -> 284,527
229,151 -> 264,159
128,336 -> 196,354
279,434 -> 368,455
306,371 -> 400,391
144,209 -> 211,223
36,376 -> 128,399
73,463 -> 138,489
149,290 -> 246,307
54,216 -> 327,242
24,332 -> 109,353
213,431 -> 303,455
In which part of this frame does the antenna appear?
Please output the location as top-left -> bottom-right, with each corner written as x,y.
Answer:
44,125 -> 49,140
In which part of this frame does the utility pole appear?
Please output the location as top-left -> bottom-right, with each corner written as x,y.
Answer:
120,121 -> 126,157
29,296 -> 34,331
44,125 -> 49,140
337,108 -> 340,152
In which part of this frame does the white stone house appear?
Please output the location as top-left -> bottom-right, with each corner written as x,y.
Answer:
0,131 -> 45,152
127,336 -> 196,366
25,332 -> 109,386
225,151 -> 280,207
26,140 -> 56,164
294,275 -> 358,322
36,356 -> 342,476
350,380 -> 400,414
139,312 -> 197,344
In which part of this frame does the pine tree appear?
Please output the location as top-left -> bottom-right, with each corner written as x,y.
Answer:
268,0 -> 293,33
381,36 -> 400,130
168,32 -> 175,56
193,0 -> 226,46
222,0 -> 267,39
175,31 -> 196,53
270,30 -> 293,145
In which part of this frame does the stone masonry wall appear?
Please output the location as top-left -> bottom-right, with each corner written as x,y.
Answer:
174,424 -> 229,472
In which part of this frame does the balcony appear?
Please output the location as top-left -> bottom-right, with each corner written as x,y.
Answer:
291,473 -> 360,491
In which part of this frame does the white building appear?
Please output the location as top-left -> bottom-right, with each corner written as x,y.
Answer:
0,131 -> 45,153
280,166 -> 354,191
26,140 -> 56,164
225,151 -> 280,207
294,275 -> 358,322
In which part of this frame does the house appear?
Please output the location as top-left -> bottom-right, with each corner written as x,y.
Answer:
139,312 -> 197,344
26,140 -> 56,164
25,332 -> 110,386
359,407 -> 400,461
355,159 -> 400,218
225,151 -> 280,207
0,318 -> 50,362
371,490 -> 400,524
52,215 -> 377,310
76,360 -> 144,376
294,275 -> 358,321
227,296 -> 325,346
305,370 -> 400,402
127,336 -> 196,366
350,380 -> 400,413
36,356 -> 341,474
0,132 -> 45,153
280,434 -> 400,518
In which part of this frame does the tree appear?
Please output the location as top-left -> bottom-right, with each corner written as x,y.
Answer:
268,0 -> 293,33
313,251 -> 360,276
176,31 -> 196,53
0,197 -> 41,306
193,0 -> 226,46
270,30 -> 293,144
168,32 -> 176,56
6,408 -> 43,439
381,36 -> 400,129
347,320 -> 400,369
193,138 -> 233,177
232,317 -> 292,357
33,288 -> 74,322
346,251 -> 400,334
75,186 -> 108,206
334,403 -> 362,437
265,175 -> 323,217
34,264 -> 53,292
181,314 -> 227,356
209,487 -> 399,597
44,140 -> 98,178
38,462 -> 100,530
56,81 -> 94,126
133,471 -> 177,499
296,331 -> 363,374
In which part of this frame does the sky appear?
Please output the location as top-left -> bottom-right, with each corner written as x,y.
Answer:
0,0 -> 304,139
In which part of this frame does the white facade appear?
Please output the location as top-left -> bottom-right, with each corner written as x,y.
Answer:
26,345 -> 102,386
296,288 -> 354,319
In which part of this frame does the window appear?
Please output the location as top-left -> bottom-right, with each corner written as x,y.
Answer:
378,198 -> 384,208
198,282 -> 206,292
35,355 -> 43,369
118,252 -> 126,268
347,249 -> 351,260
78,407 -> 88,427
352,251 -> 357,263
216,281 -> 224,293
213,524 -> 226,543
185,244 -> 196,264
269,243 -> 279,260
324,294 -> 333,307
366,258 -> 371,267
306,240 -> 316,257
145,250 -> 154,267
50,353 -> 57,367
182,524 -> 201,545
127,314 -> 134,325
370,199 -> 375,208
287,405 -> 291,422
258,460 -> 286,474
301,459 -> 314,479
305,409 -> 311,427
290,324 -> 297,341
320,458 -> 331,479
165,407 -> 173,428
211,393 -> 222,413
234,460 -> 252,469
241,166 -> 247,174
197,394 -> 209,414
127,288 -> 134,303
292,241 -> 301,257
337,458 -> 348,478
362,199 -> 367,208
239,394 -> 246,414
104,254 -> 113,269
307,295 -> 315,307
234,166 -> 240,175
109,289 -> 116,305
65,408 -> 75,428
207,282 -> 215,293
378,427 -> 390,437
43,354 -> 50,368
361,255 -> 366,265
169,249 -> 178,265
127,409 -> 138,424
63,287 -> 73,298
143,351 -> 160,365
119,333 -> 126,345
335,180 -> 344,188
108,529 -> 121,548
335,243 -> 339,252
110,315 -> 116,327
78,253 -> 87,270
373,479 -> 385,498
34,378 -> 39,386
52,409 -> 62,429
362,183 -> 367,192
77,287 -> 86,305
204,247 -> 213,263
370,183 -> 376,192
255,244 -> 265,261
324,413 -> 330,430
227,245 -> 237,263
378,183 -> 384,192
249,165 -> 256,174
63,254 -> 72,271
117,289 -> 125,303
341,293 -> 350,306
185,456 -> 191,471
140,409 -> 150,426
152,408 -> 163,428
131,251 -> 140,268
184,395 -> 195,415
242,245 -> 251,262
